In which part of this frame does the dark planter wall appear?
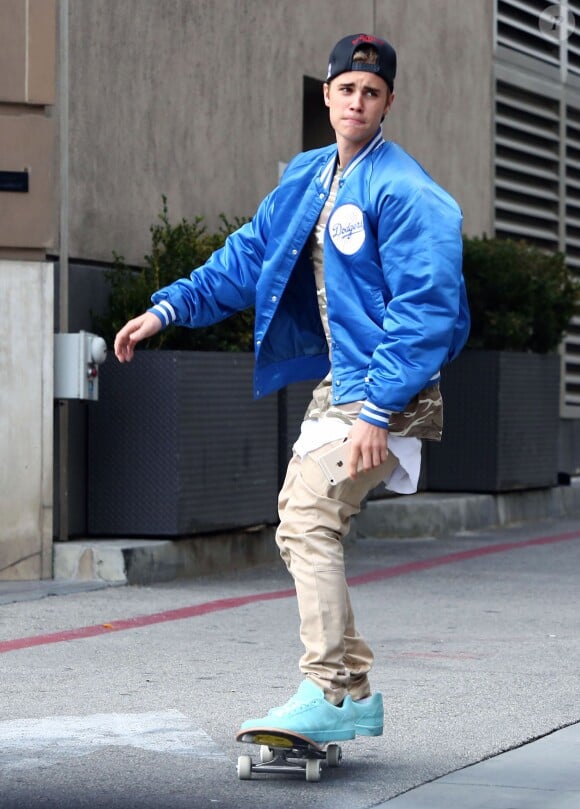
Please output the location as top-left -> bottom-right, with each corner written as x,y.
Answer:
88,352 -> 317,537
88,352 -> 278,535
426,350 -> 561,492
558,418 -> 580,479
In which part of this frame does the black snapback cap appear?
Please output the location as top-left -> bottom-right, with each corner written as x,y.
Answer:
326,33 -> 397,92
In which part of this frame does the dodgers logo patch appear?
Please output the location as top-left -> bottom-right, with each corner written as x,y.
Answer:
328,204 -> 366,255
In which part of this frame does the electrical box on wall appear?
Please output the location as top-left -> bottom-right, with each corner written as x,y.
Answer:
54,331 -> 107,401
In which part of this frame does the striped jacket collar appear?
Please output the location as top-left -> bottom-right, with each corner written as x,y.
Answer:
319,129 -> 385,190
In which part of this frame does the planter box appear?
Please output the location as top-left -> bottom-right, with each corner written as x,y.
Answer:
88,352 -> 281,536
426,351 -> 561,492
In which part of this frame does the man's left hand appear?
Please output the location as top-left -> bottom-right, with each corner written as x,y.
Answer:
348,418 -> 389,479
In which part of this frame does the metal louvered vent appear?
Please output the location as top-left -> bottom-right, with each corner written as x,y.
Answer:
497,1 -> 580,78
568,1 -> 580,76
497,0 -> 561,66
563,104 -> 580,410
494,80 -> 560,250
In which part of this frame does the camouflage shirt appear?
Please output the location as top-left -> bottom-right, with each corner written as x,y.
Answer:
304,377 -> 443,441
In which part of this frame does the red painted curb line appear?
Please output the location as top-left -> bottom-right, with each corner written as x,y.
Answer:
1,530 -> 578,655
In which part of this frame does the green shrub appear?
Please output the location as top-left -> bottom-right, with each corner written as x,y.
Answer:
462,235 -> 579,353
94,197 -> 253,351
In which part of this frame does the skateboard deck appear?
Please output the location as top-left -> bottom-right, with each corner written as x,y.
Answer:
235,726 -> 343,781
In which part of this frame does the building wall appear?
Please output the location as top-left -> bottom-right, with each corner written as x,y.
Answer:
0,1 -> 56,578
68,0 -> 375,265
0,262 -> 54,579
0,0 -> 56,257
67,0 -> 494,266
378,0 -> 494,238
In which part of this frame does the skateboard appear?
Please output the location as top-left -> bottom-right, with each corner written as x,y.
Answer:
235,727 -> 343,782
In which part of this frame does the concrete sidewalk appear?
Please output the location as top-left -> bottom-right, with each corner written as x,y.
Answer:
378,722 -> 580,808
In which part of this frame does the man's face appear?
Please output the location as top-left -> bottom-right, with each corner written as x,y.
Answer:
323,72 -> 394,156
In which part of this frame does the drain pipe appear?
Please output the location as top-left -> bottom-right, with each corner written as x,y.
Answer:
58,0 -> 69,542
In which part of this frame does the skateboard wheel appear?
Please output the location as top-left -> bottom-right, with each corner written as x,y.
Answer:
326,743 -> 342,767
237,754 -> 253,780
305,758 -> 322,782
259,745 -> 275,763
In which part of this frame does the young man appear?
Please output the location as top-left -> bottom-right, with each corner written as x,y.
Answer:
114,34 -> 470,743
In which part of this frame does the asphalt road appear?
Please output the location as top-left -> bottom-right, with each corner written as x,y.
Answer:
1,517 -> 579,808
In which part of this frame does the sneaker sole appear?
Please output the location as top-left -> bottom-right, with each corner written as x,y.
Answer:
306,727 -> 356,743
355,724 -> 383,737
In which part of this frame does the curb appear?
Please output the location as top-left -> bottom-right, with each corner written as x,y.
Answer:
356,485 -> 580,539
53,486 -> 580,587
53,525 -> 279,587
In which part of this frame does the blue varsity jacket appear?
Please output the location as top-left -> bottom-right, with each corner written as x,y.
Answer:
149,130 -> 470,429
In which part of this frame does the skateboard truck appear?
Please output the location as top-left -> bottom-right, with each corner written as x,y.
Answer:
235,728 -> 343,782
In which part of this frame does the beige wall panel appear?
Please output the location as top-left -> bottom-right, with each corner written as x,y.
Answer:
67,0 -> 375,264
0,0 -> 56,104
0,0 -> 26,101
377,0 -> 494,237
28,0 -> 57,103
0,114 -> 55,248
0,535 -> 43,579
0,261 -> 54,580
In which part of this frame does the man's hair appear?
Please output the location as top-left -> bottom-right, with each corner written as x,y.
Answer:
352,45 -> 380,66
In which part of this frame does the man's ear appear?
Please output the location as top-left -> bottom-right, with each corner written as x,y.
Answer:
323,82 -> 330,108
381,91 -> 395,124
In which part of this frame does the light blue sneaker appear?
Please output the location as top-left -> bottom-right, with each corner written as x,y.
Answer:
239,679 -> 356,743
352,692 -> 384,736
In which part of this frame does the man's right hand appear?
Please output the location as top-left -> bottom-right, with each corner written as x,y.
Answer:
114,312 -> 162,363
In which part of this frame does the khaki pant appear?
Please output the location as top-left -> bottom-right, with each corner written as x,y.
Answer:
275,439 -> 398,705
